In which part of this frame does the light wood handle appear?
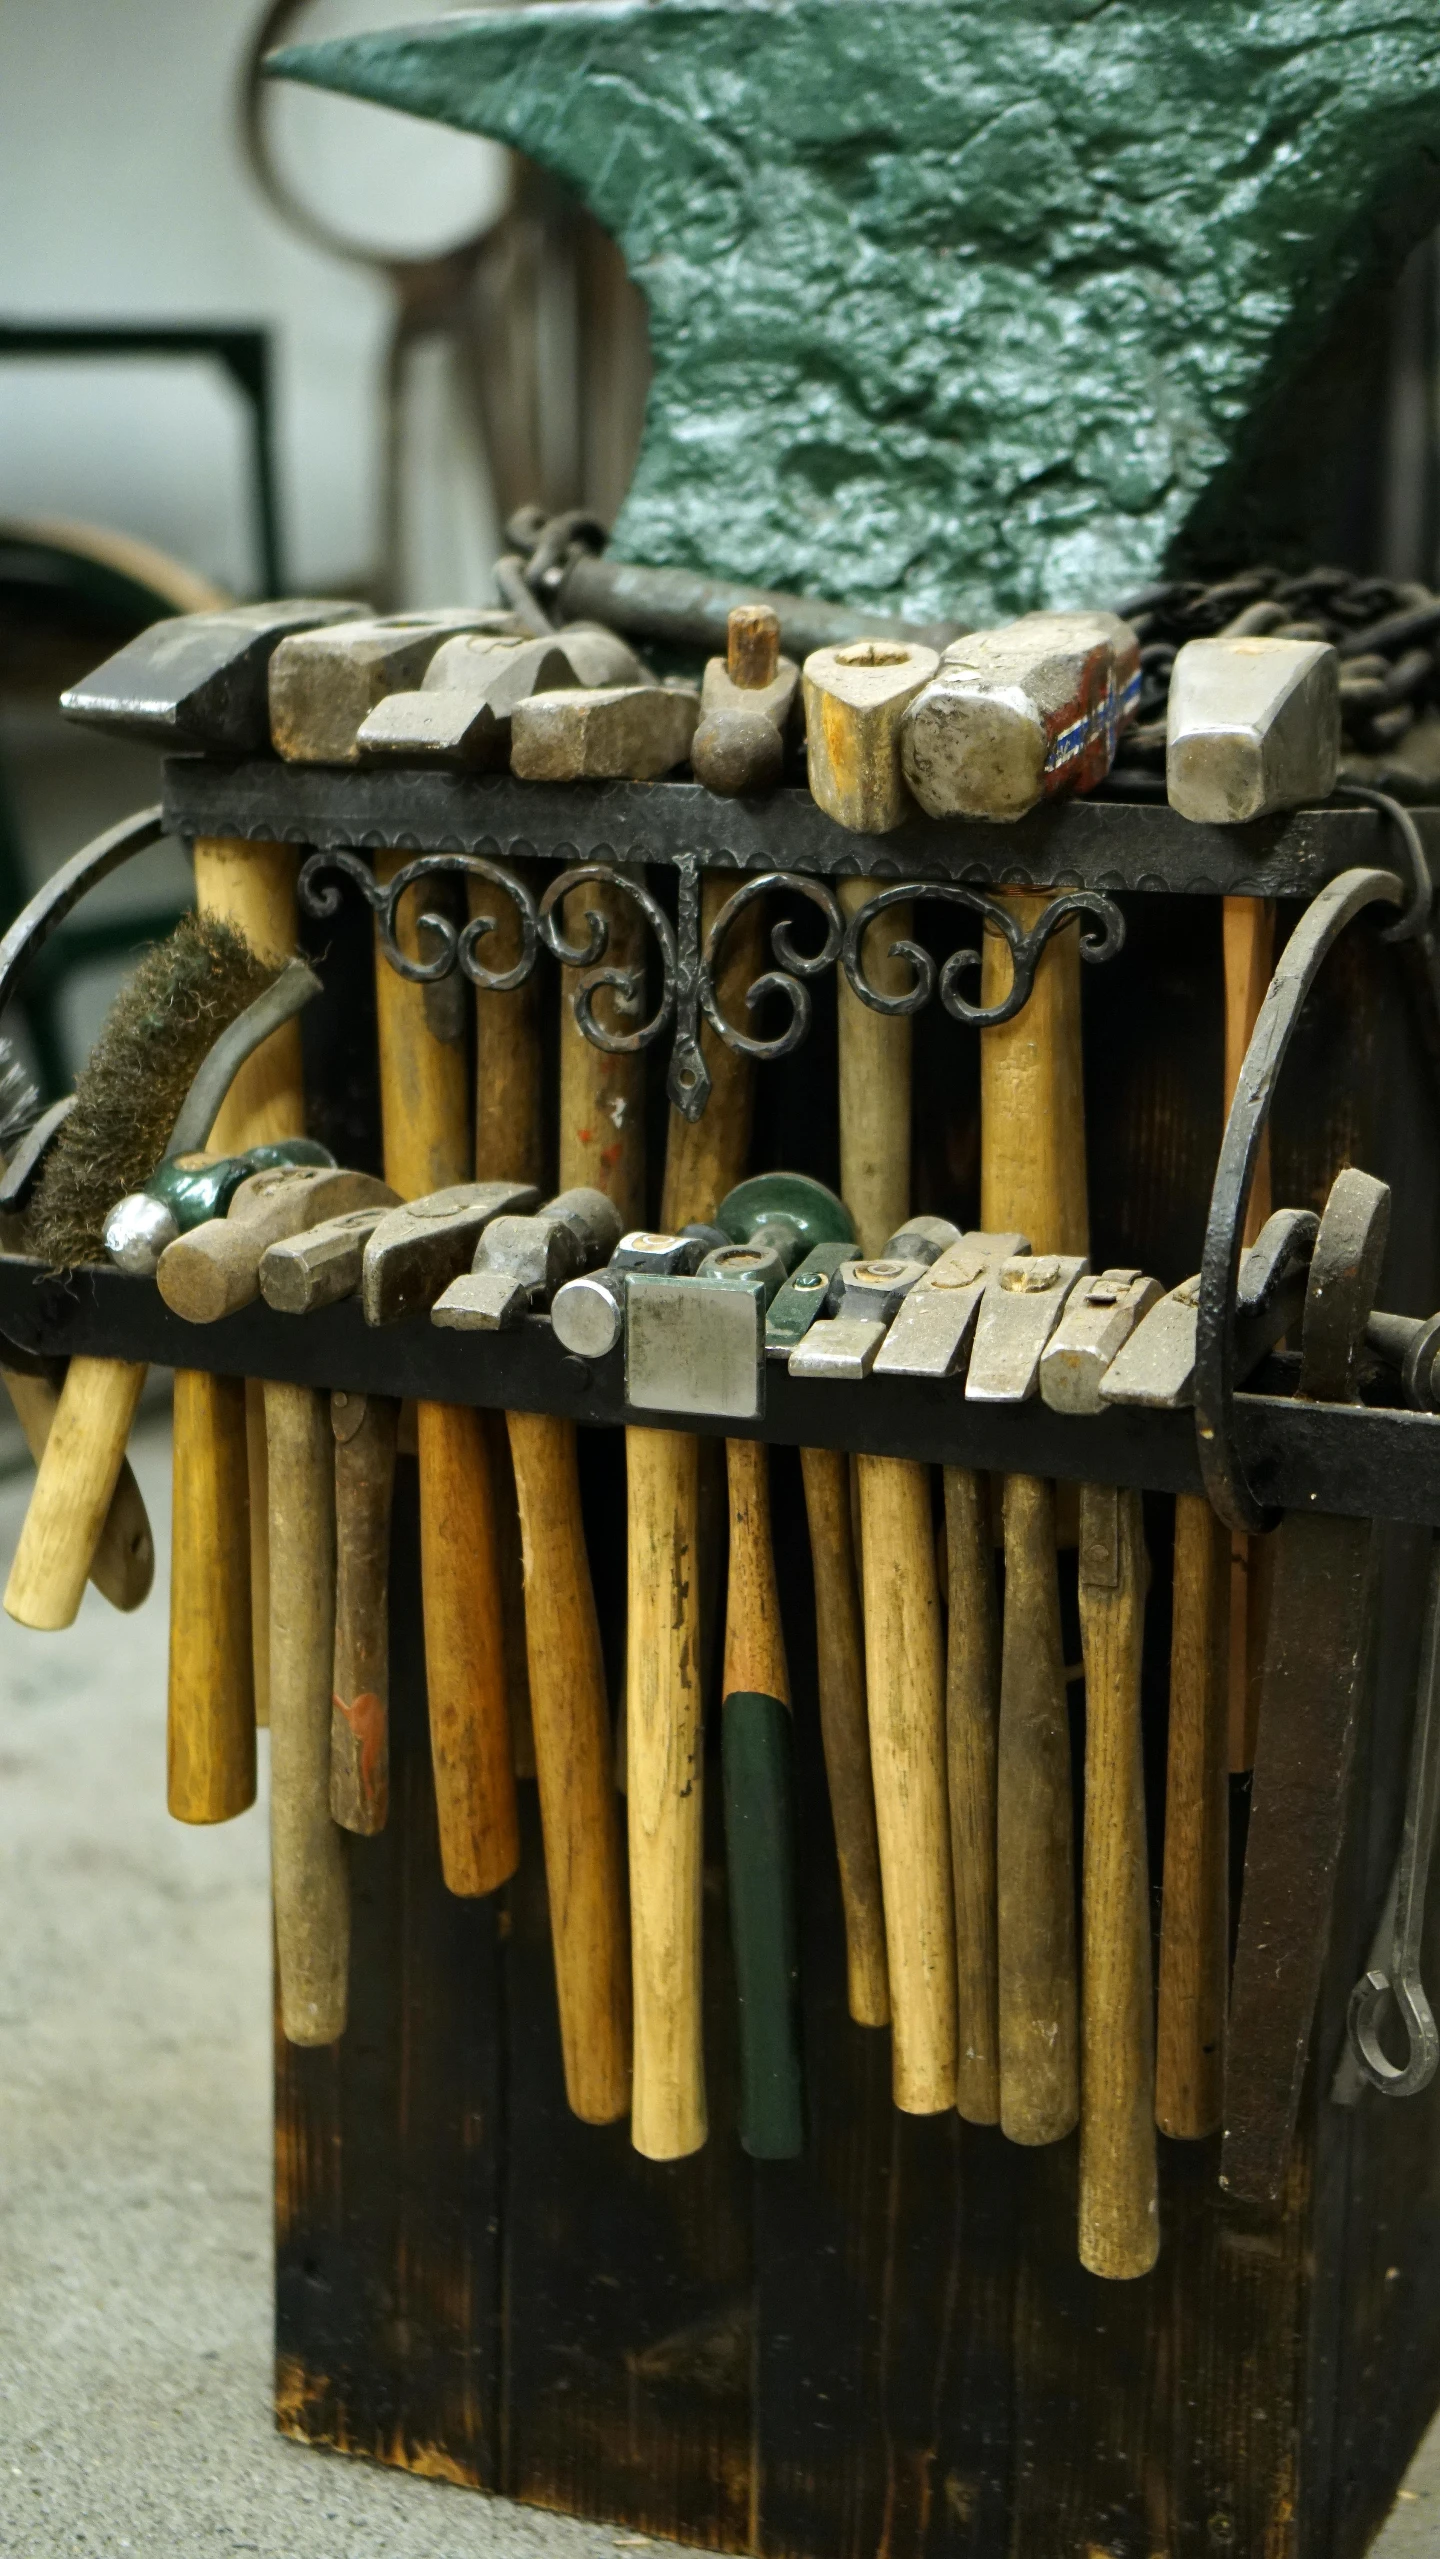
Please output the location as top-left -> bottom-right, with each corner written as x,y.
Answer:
722,1434 -> 803,2158
245,1377 -> 270,1728
330,1390 -> 399,1837
1156,1491 -> 1230,2139
837,876 -> 912,1258
5,1356 -> 148,1629
167,1368 -> 255,1823
373,846 -> 470,1202
1077,1483 -> 1157,2279
996,1472 -> 1078,2144
856,1451 -> 957,2111
416,1399 -> 519,1896
559,870 -> 646,1228
944,1465 -> 1001,2124
265,1378 -> 348,2046
473,869 -> 546,1191
627,1423 -> 706,2159
1,1367 -> 153,1613
798,1444 -> 889,2027
508,1408 -> 631,2123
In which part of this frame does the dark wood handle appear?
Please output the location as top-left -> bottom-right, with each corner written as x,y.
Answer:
1156,1492 -> 1230,2139
798,1445 -> 889,2029
1078,1483 -> 1158,2279
723,1434 -> 803,2159
265,1378 -> 348,2046
856,1450 -> 957,2113
627,1423 -> 706,2159
996,1472 -> 1078,2145
508,1406 -> 631,2124
330,1389 -> 399,1837
944,1465 -> 1001,2123
167,1368 -> 256,1824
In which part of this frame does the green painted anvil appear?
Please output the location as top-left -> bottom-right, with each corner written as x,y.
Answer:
270,2 -> 1440,624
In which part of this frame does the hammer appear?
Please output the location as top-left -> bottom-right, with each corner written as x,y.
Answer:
432,1186 -> 630,2122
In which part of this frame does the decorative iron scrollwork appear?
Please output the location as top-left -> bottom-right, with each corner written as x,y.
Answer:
839,881 -> 1125,1027
297,844 -> 1128,1124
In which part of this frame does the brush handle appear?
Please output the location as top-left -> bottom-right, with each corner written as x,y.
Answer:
167,1368 -> 256,1823
798,1445 -> 889,2029
0,1367 -> 153,1613
330,1390 -> 399,1837
417,1400 -> 519,1895
627,1423 -> 706,2160
5,1356 -> 148,1629
265,1378 -> 348,2046
508,1408 -> 631,2123
1156,1492 -> 1230,2139
856,1451 -> 957,2112
944,1465 -> 1001,2124
1078,1483 -> 1157,2281
722,1434 -> 803,2159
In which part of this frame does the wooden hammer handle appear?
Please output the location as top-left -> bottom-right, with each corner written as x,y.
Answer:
265,1378 -> 348,2046
996,1472 -> 1078,2144
417,1400 -> 519,1896
856,1451 -> 957,2112
944,1465 -> 1001,2124
1077,1483 -> 1158,2279
330,1390 -> 399,1837
798,1444 -> 889,2028
1,1367 -> 153,1613
168,1368 -> 256,1824
5,1356 -> 148,1630
508,1408 -> 631,2123
627,1423 -> 706,2159
723,1434 -> 803,2158
1156,1492 -> 1230,2139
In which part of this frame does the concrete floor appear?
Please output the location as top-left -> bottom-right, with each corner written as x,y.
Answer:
1,1417 -> 1438,2558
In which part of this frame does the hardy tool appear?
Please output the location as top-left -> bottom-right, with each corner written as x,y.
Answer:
362,1183 -> 538,1895
0,1047 -> 153,1614
626,1173 -> 853,2158
357,622 -> 648,766
1222,1167 -> 1390,2206
432,1187 -> 630,2122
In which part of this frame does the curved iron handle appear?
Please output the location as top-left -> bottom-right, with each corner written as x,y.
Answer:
1194,864 -> 1404,1535
0,805 -> 167,1024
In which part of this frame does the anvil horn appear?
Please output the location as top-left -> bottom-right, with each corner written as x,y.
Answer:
269,2 -> 1440,621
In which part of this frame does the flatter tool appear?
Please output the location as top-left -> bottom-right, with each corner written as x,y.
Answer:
1222,1166 -> 1391,2206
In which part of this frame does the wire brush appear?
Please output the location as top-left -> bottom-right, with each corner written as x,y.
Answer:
30,912 -> 280,1268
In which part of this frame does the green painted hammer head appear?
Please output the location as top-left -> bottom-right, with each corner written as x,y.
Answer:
715,1171 -> 854,1268
269,3 -> 1440,624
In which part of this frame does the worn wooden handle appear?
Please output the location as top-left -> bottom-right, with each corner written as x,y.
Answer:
996,1472 -> 1078,2145
265,1378 -> 348,2046
416,1400 -> 519,1896
944,1465 -> 1001,2125
1078,1483 -> 1158,2279
168,1368 -> 256,1823
559,871 -> 647,1229
330,1390 -> 399,1837
507,1408 -> 631,2122
1156,1491 -> 1230,2139
722,1434 -> 803,2159
856,1451 -> 957,2112
5,1356 -> 149,1630
627,1423 -> 706,2160
660,877 -> 764,1229
798,1445 -> 889,2028
837,877 -> 912,1257
1,1366 -> 154,1613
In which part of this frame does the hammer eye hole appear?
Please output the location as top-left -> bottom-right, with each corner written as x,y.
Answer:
836,643 -> 908,668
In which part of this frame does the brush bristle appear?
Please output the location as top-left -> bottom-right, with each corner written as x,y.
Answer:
30,913 -> 279,1267
0,1038 -> 40,1161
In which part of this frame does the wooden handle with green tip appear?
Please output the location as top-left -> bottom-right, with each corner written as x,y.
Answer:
508,1407 -> 631,2122
627,1423 -> 706,2160
798,1444 -> 889,2028
722,1434 -> 804,2158
374,847 -> 518,1894
0,1367 -> 153,1614
1156,1491 -> 1230,2138
265,1378 -> 348,2045
856,1451 -> 957,2111
1077,1483 -> 1158,2279
330,1389 -> 399,1837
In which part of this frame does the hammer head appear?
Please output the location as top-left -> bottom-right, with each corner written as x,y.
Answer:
431,1186 -> 623,1330
59,599 -> 365,753
362,1180 -> 540,1323
1166,636 -> 1340,822
269,609 -> 521,764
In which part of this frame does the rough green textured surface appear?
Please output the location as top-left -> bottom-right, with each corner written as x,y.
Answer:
270,2 -> 1440,623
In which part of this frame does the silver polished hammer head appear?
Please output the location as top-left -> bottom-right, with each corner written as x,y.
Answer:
1166,635 -> 1340,823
